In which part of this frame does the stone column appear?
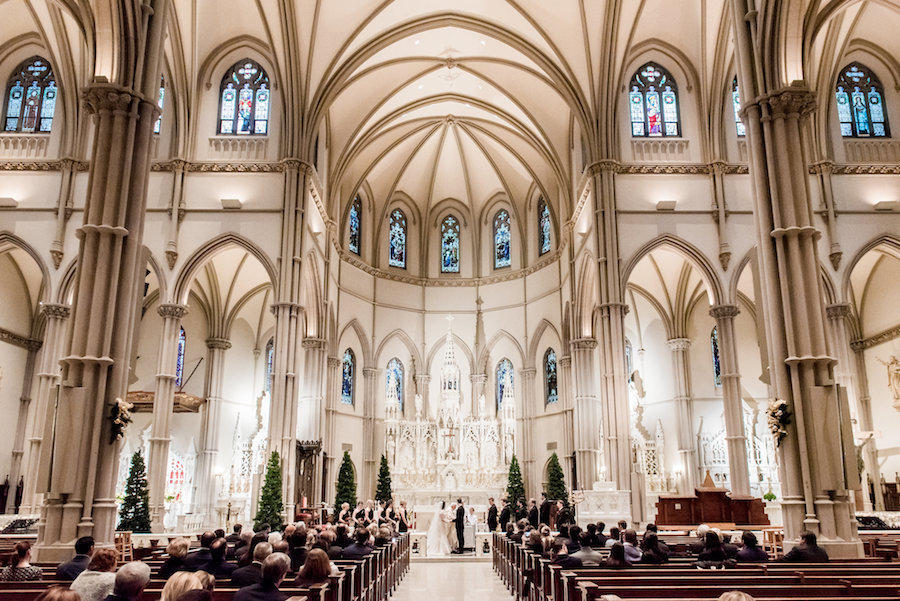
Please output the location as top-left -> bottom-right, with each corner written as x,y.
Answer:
518,368 -> 537,497
297,336 -> 327,508
8,339 -> 40,512
267,302 -> 300,518
194,337 -> 230,523
668,338 -> 696,493
21,303 -> 70,515
710,305 -> 751,497
558,355 -> 575,487
471,373 -> 486,416
414,373 -> 430,417
571,338 -> 602,489
323,355 -> 340,502
147,304 -> 187,531
361,367 -> 379,499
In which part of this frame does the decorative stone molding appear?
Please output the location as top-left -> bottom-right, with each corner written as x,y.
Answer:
558,356 -> 572,368
572,337 -> 598,350
40,303 -> 70,320
302,337 -> 326,350
270,302 -> 302,316
82,83 -> 159,118
0,134 -> 49,159
153,159 -> 283,173
667,337 -> 692,351
630,138 -> 690,162
825,303 -> 852,321
470,373 -> 486,384
851,323 -> 900,351
0,327 -> 42,351
759,85 -> 816,119
327,357 -> 340,369
829,164 -> 900,175
843,139 -> 900,164
208,136 -> 268,161
709,304 -> 740,319
157,304 -> 188,319
362,367 -> 379,378
205,337 -> 232,351
519,368 -> 537,377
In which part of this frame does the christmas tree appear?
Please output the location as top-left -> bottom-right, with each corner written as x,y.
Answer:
506,454 -> 526,507
545,452 -> 568,502
375,454 -> 392,502
254,451 -> 284,531
335,450 -> 357,509
117,451 -> 151,532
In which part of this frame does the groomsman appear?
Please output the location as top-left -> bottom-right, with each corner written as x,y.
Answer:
453,499 -> 466,553
487,498 -> 498,532
499,498 -> 512,532
539,493 -> 552,526
527,499 -> 539,528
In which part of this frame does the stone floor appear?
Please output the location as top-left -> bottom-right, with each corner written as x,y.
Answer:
393,560 -> 513,600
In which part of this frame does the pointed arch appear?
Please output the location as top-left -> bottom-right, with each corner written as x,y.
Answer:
841,234 -> 900,303
621,235 -> 725,306
374,328 -> 424,370
338,318 -> 373,369
527,319 -> 563,368
425,333 -> 474,374
477,329 -> 526,373
300,251 -> 326,338
574,252 -> 599,339
0,231 -> 51,305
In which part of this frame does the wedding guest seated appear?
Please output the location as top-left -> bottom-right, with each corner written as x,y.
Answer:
185,532 -> 216,571
504,524 -> 515,539
57,536 -> 95,580
722,533 -> 739,559
691,524 -> 711,554
231,542 -> 272,587
341,529 -> 373,560
604,542 -> 629,568
567,525 -> 583,552
571,533 -> 604,566
161,572 -> 202,601
102,562 -> 151,601
160,538 -> 191,579
235,553 -> 291,601
622,529 -> 642,564
288,531 -> 308,573
227,524 -> 244,545
699,531 -> 728,563
736,531 -> 768,563
294,549 -> 330,588
586,523 -> 605,547
638,533 -> 668,564
781,531 -> 829,563
238,533 -> 269,567
195,571 -> 215,591
548,539 -> 582,569
718,593 -> 756,601
233,531 -> 254,563
214,529 -> 226,540
617,520 -> 628,532
71,548 -> 119,601
0,542 -> 42,581
643,523 -> 669,554
510,520 -> 528,543
271,541 -> 289,555
315,530 -> 342,560
204,538 -> 236,578
334,524 -> 351,549
374,526 -> 392,546
604,527 -> 621,548
35,586 -> 81,601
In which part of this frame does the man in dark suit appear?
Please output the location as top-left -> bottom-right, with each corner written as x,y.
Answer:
527,499 -> 539,528
453,499 -> 466,553
231,542 -> 272,587
226,524 -> 243,544
185,531 -> 216,571
234,553 -> 290,601
781,531 -> 829,563
486,498 -> 498,532
539,493 -> 552,526
341,529 -> 374,560
204,538 -> 237,578
56,536 -> 94,580
499,498 -> 512,532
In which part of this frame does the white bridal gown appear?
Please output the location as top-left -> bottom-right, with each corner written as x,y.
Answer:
426,505 -> 454,556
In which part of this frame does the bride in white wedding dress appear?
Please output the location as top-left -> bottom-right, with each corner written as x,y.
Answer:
425,501 -> 456,556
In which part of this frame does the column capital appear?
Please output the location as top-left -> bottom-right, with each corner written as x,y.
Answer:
302,337 -> 326,349
572,337 -> 598,350
414,373 -> 431,383
709,304 -> 740,319
205,337 -> 232,351
470,373 -> 486,384
40,303 -> 70,320
157,303 -> 188,319
756,84 -> 816,120
327,356 -> 340,368
519,367 -> 537,378
558,355 -> 572,368
363,367 -> 380,378
667,337 -> 692,351
270,302 -> 301,316
81,83 -> 160,119
825,303 -> 852,320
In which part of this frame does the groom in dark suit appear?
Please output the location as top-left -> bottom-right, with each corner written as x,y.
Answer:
453,499 -> 466,553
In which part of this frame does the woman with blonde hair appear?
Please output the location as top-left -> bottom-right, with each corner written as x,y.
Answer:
71,548 -> 119,601
35,587 -> 81,601
160,538 -> 191,579
718,593 -> 755,601
194,571 -> 215,591
160,571 -> 202,601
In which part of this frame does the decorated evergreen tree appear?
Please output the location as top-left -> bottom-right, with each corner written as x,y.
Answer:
335,450 -> 357,509
506,454 -> 526,507
375,454 -> 392,502
254,451 -> 284,531
117,451 -> 151,532
545,452 -> 568,502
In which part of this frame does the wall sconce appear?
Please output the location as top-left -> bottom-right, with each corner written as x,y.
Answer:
220,198 -> 243,210
0,197 -> 18,208
873,201 -> 896,212
656,200 -> 677,211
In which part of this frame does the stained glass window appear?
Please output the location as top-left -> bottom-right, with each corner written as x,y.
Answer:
154,75 -> 165,134
496,358 -> 514,409
440,215 -> 460,273
835,63 -> 890,138
711,326 -> 722,388
218,59 -> 270,135
175,326 -> 186,387
4,56 -> 56,133
732,77 -> 746,137
388,209 -> 407,268
348,195 -> 362,255
544,348 -> 558,404
538,197 -> 551,255
386,357 -> 404,408
629,62 -> 680,137
625,338 -> 633,378
493,209 -> 511,268
341,349 -> 355,405
265,337 -> 274,394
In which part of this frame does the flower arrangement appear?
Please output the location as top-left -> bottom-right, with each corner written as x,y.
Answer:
110,397 -> 133,443
767,398 -> 791,446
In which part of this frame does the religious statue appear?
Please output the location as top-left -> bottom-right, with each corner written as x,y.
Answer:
414,394 -> 423,419
478,393 -> 486,417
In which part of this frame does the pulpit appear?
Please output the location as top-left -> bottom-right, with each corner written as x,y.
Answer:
655,480 -> 769,527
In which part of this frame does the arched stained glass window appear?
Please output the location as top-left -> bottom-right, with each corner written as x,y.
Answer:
495,358 -> 514,409
265,337 -> 274,394
544,348 -> 558,405
341,349 -> 356,405
386,358 -> 404,408
711,326 -> 722,388
175,326 -> 186,387
440,215 -> 460,273
629,62 -> 680,137
835,63 -> 890,138
218,59 -> 270,135
348,195 -> 362,255
154,75 -> 165,134
4,56 -> 56,133
732,77 -> 746,137
388,209 -> 407,268
625,338 -> 634,378
538,197 -> 551,256
493,209 -> 511,268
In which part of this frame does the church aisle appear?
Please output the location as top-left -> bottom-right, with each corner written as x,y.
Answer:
392,561 -> 513,601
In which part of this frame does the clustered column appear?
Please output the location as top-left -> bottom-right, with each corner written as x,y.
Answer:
147,303 -> 187,531
195,336 -> 231,524
571,338 -> 602,489
667,338 -> 696,492
298,336 -> 327,508
557,355 -> 575,485
361,367 -> 379,499
518,368 -> 537,498
8,338 -> 41,512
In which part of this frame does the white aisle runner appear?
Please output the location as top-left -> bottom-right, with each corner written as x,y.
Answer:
392,561 -> 513,601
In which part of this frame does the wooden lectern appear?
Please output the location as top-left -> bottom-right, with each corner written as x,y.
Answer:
655,472 -> 770,527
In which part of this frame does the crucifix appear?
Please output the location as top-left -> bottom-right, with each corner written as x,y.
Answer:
443,429 -> 456,456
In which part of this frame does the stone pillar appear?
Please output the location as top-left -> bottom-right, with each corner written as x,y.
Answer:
268,302 -> 300,518
471,373 -> 486,416
323,355 -> 340,503
21,303 -> 70,515
361,367 -> 379,499
147,304 -> 187,531
667,338 -> 696,493
597,303 -> 632,491
710,305 -> 751,497
414,374 -> 430,417
571,338 -> 602,489
732,30 -> 861,552
8,340 -> 40,512
194,337 -> 230,523
298,336 -> 327,508
518,368 -> 537,497
558,355 -> 576,487
36,71 -> 168,559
